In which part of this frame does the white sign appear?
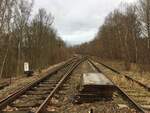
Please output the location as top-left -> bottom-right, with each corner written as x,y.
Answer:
24,62 -> 29,72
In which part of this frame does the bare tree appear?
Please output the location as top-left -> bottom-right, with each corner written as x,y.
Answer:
0,0 -> 16,78
137,0 -> 150,47
13,0 -> 33,76
0,1 -> 70,78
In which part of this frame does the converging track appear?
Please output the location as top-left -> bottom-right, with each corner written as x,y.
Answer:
45,57 -> 147,113
0,56 -> 149,113
91,57 -> 150,91
89,57 -> 150,113
88,59 -> 146,113
0,56 -> 85,113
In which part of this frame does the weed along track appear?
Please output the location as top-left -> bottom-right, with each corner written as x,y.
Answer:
90,57 -> 150,113
0,56 -> 149,113
0,0 -> 149,112
45,59 -> 140,113
91,57 -> 150,91
0,57 -> 85,113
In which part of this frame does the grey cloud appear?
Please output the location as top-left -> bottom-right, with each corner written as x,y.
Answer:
33,0 -> 137,45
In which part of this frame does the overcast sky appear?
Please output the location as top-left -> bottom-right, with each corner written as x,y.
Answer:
33,0 -> 137,45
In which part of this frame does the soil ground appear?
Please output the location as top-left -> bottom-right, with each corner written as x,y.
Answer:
47,61 -> 136,113
0,59 -> 146,113
96,58 -> 150,87
0,61 -> 64,100
93,60 -> 150,113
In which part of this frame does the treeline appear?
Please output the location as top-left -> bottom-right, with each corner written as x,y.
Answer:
75,0 -> 150,71
0,0 -> 70,78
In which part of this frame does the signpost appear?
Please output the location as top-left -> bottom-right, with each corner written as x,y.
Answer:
24,62 -> 33,76
24,62 -> 29,72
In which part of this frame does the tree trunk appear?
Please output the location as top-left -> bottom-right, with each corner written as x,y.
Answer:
0,47 -> 9,78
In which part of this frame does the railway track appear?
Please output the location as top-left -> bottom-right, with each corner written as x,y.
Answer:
91,57 -> 150,91
0,56 -> 85,113
89,58 -> 150,113
43,59 -> 145,113
0,56 -> 149,113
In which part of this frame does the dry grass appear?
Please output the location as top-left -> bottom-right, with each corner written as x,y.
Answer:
94,61 -> 150,112
46,61 -> 136,113
96,58 -> 150,87
0,61 -> 65,100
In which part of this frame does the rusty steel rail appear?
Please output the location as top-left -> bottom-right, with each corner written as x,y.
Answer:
0,57 -> 78,110
90,57 -> 150,92
88,59 -> 145,113
36,57 -> 85,113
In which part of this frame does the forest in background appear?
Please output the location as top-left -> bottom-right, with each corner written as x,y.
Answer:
1,0 -> 150,78
75,0 -> 150,72
0,0 -> 71,78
